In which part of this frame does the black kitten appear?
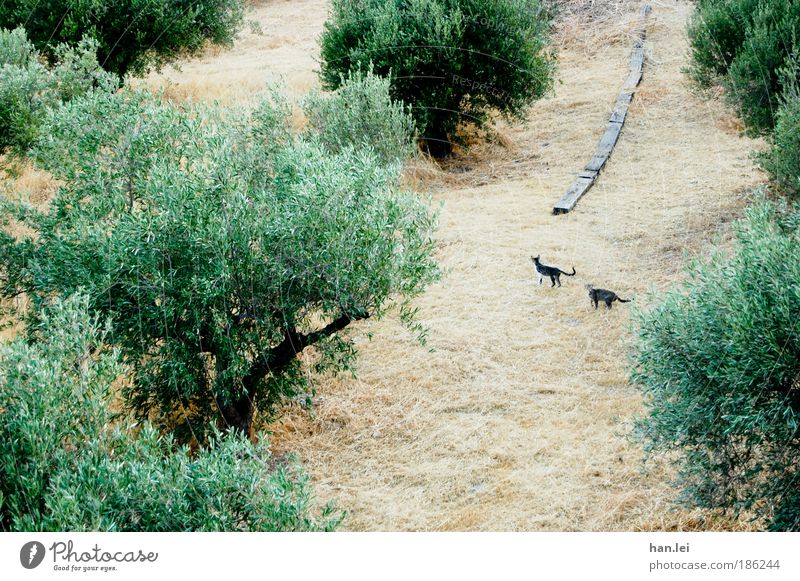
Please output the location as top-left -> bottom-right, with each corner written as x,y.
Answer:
586,284 -> 632,309
531,255 -> 576,287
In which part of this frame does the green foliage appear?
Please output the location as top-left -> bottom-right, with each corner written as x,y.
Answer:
631,197 -> 800,531
0,26 -> 35,67
686,0 -> 762,85
0,88 -> 438,442
0,0 -> 245,78
723,1 -> 799,133
687,0 -> 800,134
303,67 -> 416,165
0,294 -> 342,532
0,27 -> 118,155
319,0 -> 555,156
759,58 -> 800,198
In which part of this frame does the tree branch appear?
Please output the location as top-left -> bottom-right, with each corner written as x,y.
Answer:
241,309 -> 370,394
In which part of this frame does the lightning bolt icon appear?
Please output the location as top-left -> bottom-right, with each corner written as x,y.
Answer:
29,544 -> 38,565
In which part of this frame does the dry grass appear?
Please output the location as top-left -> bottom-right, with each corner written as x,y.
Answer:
0,162 -> 57,342
264,0 -> 765,531
2,0 -> 768,530
136,0 -> 327,103
555,0 -> 644,55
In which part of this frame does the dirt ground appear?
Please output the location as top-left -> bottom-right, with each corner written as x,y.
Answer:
11,0 -> 767,530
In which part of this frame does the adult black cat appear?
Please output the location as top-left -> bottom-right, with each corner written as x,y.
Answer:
585,284 -> 632,309
531,255 -> 576,287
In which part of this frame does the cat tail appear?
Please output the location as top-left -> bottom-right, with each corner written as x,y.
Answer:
617,297 -> 633,303
561,267 -> 576,276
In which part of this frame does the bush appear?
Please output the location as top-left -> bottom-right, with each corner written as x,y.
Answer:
0,294 -> 341,532
723,1 -> 799,133
303,67 -> 416,165
686,0 -> 762,86
0,28 -> 118,155
0,26 -> 34,67
0,0 -> 245,77
759,59 -> 800,197
0,88 -> 438,443
631,197 -> 800,530
319,0 -> 555,156
687,0 -> 800,133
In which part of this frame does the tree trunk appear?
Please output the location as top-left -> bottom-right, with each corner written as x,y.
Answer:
216,393 -> 254,440
215,310 -> 370,439
420,130 -> 453,158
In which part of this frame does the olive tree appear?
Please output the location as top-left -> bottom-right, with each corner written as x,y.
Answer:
631,198 -> 800,530
0,0 -> 244,77
687,0 -> 800,133
0,27 -> 118,155
303,67 -> 416,165
319,0 -> 555,156
0,89 -> 438,442
0,294 -> 342,531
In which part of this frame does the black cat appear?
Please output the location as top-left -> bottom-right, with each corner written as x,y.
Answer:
531,255 -> 576,287
586,284 -> 632,309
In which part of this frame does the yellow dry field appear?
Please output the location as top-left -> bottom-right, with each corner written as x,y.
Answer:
8,0 -> 767,530
140,0 -> 322,102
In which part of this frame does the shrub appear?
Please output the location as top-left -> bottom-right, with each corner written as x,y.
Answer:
319,0 -> 555,156
0,0 -> 245,78
759,58 -> 800,197
0,88 -> 438,443
686,0 -> 762,86
0,294 -> 341,532
0,61 -> 44,154
631,197 -> 800,530
0,26 -> 34,67
687,0 -> 800,133
303,67 -> 416,165
723,1 -> 799,133
0,28 -> 118,155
